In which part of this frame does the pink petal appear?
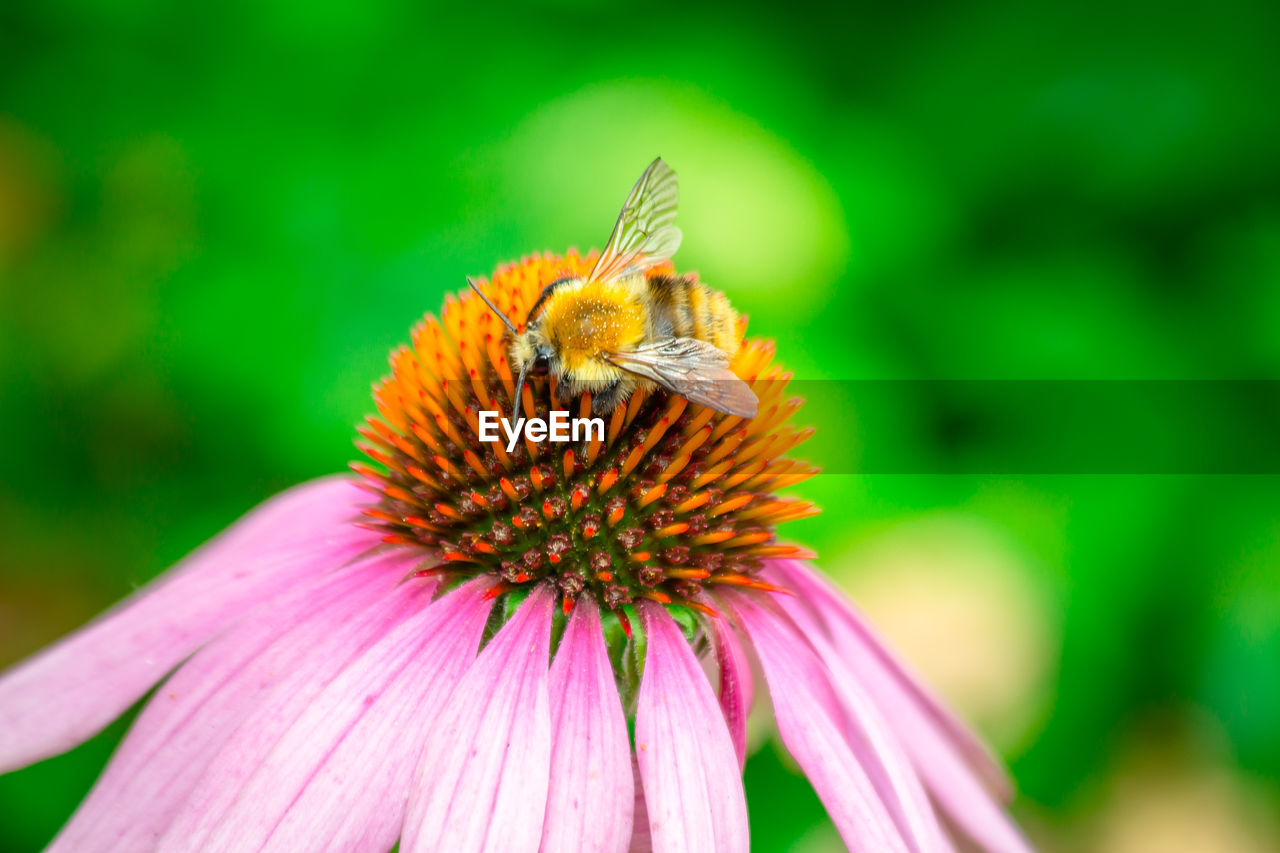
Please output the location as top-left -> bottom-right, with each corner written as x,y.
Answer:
164,577 -> 494,852
753,593 -> 952,852
540,597 -> 634,852
48,550 -> 426,851
728,593 -> 910,853
710,616 -> 753,770
402,585 -> 555,853
770,559 -> 1011,797
634,601 -> 749,853
156,567 -> 442,849
0,476 -> 376,773
768,562 -> 1031,853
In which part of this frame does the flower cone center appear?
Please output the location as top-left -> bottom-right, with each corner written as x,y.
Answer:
354,253 -> 819,615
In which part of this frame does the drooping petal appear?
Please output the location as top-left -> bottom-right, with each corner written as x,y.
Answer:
805,621 -> 954,853
156,569 -> 449,849
540,597 -> 633,852
728,592 -> 910,853
163,577 -> 494,853
710,616 -> 753,769
634,601 -> 749,853
403,585 -> 555,853
741,592 -> 951,852
767,561 -> 1032,853
0,476 -> 376,773
260,582 -> 492,852
769,560 -> 1011,796
47,550 -> 426,852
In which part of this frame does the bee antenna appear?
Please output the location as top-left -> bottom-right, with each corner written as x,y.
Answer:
513,359 -> 531,415
466,276 -> 518,334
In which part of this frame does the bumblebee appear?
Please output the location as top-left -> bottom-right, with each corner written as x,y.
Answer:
468,158 -> 758,418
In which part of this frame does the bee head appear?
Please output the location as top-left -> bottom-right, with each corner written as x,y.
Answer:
510,323 -> 550,369
509,325 -> 557,412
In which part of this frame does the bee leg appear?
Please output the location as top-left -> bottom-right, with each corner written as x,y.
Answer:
591,381 -> 627,416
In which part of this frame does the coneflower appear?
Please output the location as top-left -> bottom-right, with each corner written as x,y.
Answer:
0,253 -> 1032,852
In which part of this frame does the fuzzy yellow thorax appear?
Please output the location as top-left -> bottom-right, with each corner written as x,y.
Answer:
540,279 -> 647,375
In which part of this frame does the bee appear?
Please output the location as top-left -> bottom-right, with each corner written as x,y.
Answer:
468,158 -> 759,419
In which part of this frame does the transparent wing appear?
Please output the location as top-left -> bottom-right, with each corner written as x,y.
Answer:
605,338 -> 758,418
586,158 -> 683,284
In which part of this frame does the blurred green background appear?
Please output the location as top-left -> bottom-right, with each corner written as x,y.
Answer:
2,0 -> 1279,850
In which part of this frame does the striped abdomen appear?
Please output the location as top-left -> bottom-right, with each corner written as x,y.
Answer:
645,274 -> 741,357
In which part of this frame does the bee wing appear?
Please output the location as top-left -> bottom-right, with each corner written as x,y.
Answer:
605,338 -> 758,418
587,158 -> 683,285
